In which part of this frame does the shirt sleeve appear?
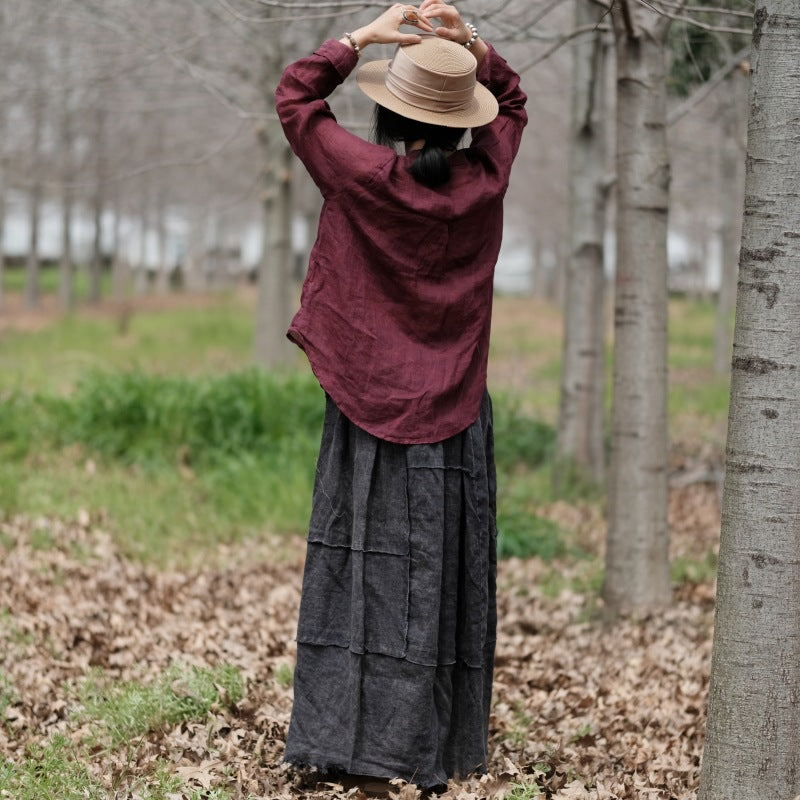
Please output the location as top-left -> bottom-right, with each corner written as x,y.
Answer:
469,43 -> 528,178
275,39 -> 392,198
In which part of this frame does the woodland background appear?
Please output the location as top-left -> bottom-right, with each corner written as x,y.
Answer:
1,1 -> 798,799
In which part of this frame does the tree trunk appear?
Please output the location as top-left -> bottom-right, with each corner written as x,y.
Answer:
255,127 -> 294,367
154,188 -> 169,294
110,191 -> 131,334
135,175 -> 149,296
88,107 -> 106,305
59,39 -> 75,312
555,0 -> 609,489
603,3 -> 672,615
712,69 -> 748,375
530,237 -> 543,296
0,107 -> 6,313
699,3 -> 800,798
25,76 -> 44,310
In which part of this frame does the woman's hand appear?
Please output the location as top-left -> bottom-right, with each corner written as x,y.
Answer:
417,0 -> 471,45
344,4 -> 434,51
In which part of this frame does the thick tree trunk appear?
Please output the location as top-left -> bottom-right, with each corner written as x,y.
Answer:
712,69 -> 748,375
555,1 -> 609,488
255,128 -> 294,367
699,3 -> 800,798
603,4 -> 672,615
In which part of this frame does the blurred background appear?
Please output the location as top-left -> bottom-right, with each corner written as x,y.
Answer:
0,2 -> 764,797
0,0 -> 750,563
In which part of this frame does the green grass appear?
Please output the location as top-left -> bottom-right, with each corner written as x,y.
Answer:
0,295 -> 265,395
1,265 -> 113,298
0,292 -> 731,567
671,549 -> 718,585
0,734 -> 235,800
273,663 -> 294,688
506,781 -> 543,798
77,662 -> 243,747
0,369 -> 325,562
0,670 -> 17,727
0,663 -> 243,799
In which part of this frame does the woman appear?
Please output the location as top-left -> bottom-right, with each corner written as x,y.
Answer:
275,1 -> 527,790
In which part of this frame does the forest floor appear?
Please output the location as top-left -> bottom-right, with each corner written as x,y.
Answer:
0,486 -> 720,800
0,288 -> 727,799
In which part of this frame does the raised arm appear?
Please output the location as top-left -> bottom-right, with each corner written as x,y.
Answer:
275,4 -> 434,196
418,1 -> 527,167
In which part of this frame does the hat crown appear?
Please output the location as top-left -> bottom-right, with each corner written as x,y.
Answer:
354,36 -> 499,128
386,37 -> 478,115
401,35 -> 477,76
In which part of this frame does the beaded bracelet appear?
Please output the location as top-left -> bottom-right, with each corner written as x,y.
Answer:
344,31 -> 361,58
463,23 -> 478,49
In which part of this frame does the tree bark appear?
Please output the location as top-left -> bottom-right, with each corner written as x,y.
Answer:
699,3 -> 800,798
59,39 -> 75,312
154,187 -> 169,295
603,2 -> 672,615
712,69 -> 748,375
110,190 -> 131,334
255,125 -> 294,367
25,74 -> 44,310
254,28 -> 294,369
134,175 -> 149,296
555,0 -> 609,488
88,106 -> 106,305
0,104 -> 6,313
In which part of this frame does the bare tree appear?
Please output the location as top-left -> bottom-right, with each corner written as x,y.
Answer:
25,68 -> 45,311
88,105 -> 107,304
603,0 -> 673,615
699,1 -> 800,797
555,0 -> 610,489
0,103 -> 6,313
59,38 -> 76,311
253,21 -> 294,367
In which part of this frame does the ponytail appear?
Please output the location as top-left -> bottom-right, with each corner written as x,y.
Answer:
409,143 -> 452,187
372,105 -> 466,189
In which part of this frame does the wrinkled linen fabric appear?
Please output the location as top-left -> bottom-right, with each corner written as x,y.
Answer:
275,39 -> 527,444
284,393 -> 498,787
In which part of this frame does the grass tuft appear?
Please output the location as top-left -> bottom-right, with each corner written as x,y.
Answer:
0,734 -> 107,800
273,663 -> 294,688
77,662 -> 243,747
506,783 -> 543,799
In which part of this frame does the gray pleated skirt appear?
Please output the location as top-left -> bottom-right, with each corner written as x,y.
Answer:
284,392 -> 497,789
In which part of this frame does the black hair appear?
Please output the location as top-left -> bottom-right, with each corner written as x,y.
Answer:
372,104 -> 466,188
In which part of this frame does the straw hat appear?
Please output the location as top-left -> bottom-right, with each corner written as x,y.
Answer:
356,36 -> 499,128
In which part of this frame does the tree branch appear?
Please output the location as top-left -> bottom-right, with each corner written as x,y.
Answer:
619,0 -> 640,39
667,45 -> 750,126
214,0 -> 378,24
253,0 -> 379,6
633,0 -> 752,35
655,0 -> 754,19
518,22 -> 611,72
8,118 -> 251,190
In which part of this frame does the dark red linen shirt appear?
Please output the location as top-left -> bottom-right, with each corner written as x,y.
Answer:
275,39 -> 527,444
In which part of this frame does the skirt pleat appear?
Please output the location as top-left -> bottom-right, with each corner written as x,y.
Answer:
284,392 -> 497,788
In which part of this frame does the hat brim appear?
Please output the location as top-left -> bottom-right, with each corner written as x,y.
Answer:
356,58 -> 499,129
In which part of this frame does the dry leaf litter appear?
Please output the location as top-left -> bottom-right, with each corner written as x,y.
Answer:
0,483 -> 719,799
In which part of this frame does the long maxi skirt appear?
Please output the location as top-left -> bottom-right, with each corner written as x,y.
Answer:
284,393 -> 498,789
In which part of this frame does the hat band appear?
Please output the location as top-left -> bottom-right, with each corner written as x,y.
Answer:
385,52 -> 475,114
